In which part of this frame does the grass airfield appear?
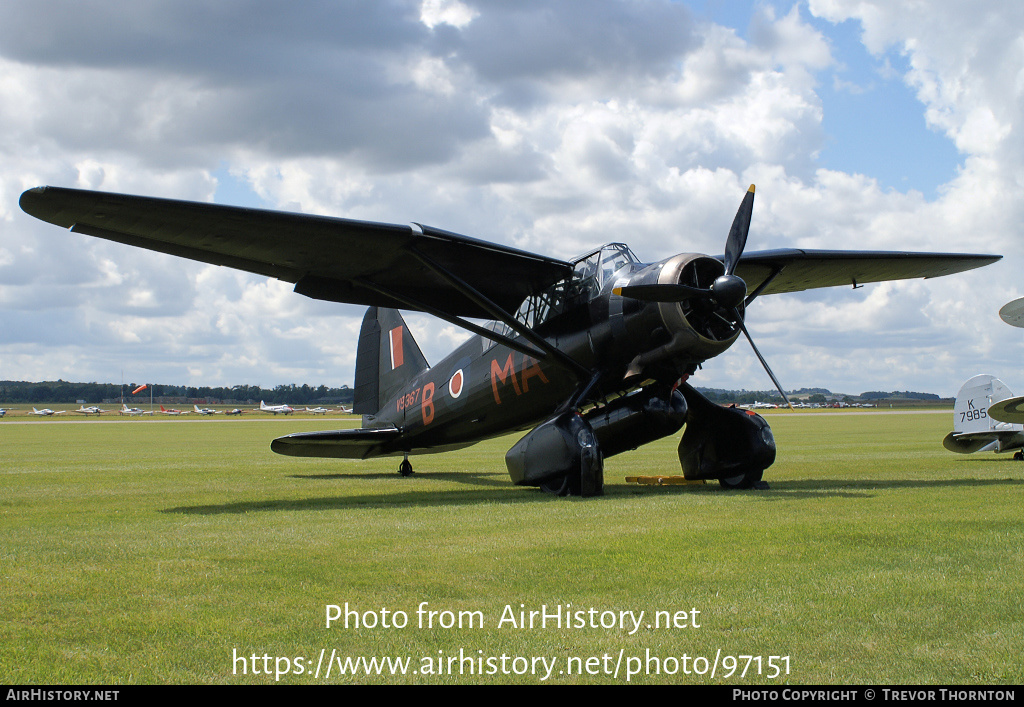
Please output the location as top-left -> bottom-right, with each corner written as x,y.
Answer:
2,410 -> 1022,684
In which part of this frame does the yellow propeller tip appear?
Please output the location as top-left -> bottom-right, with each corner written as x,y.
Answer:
748,184 -> 755,193
612,287 -> 622,296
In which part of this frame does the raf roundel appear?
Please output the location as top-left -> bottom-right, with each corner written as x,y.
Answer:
449,369 -> 464,399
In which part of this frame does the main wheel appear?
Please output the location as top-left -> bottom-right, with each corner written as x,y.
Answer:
538,473 -> 581,497
718,468 -> 766,490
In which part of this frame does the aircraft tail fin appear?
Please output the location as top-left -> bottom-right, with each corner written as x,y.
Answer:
353,307 -> 429,415
952,374 -> 1016,434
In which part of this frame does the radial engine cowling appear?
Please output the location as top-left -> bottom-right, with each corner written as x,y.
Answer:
657,253 -> 743,351
617,254 -> 745,376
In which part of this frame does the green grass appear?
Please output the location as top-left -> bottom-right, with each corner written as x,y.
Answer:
1,412 -> 1022,684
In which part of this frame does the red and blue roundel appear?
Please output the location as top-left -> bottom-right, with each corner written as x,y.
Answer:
449,369 -> 464,399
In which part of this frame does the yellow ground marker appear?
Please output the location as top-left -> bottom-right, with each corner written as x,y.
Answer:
625,476 -> 706,486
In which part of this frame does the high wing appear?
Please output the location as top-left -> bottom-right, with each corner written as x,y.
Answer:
19,187 -> 572,320
21,187 -> 1000,319
735,249 -> 1001,297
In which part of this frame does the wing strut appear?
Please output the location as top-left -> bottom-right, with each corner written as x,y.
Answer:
407,246 -> 592,380
743,266 -> 785,306
353,277 -> 547,360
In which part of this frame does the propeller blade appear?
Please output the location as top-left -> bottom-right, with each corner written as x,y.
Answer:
613,283 -> 709,302
735,309 -> 795,411
723,184 -> 755,276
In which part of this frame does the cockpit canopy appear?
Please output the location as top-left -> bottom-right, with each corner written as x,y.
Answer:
515,243 -> 639,329
482,244 -> 640,347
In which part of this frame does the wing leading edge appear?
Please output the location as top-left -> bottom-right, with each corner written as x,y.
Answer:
735,249 -> 1001,297
21,187 -> 1001,316
19,186 -> 572,320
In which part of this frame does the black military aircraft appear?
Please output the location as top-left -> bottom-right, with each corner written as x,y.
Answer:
20,185 -> 999,496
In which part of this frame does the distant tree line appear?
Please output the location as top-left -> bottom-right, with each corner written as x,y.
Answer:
859,390 -> 941,401
697,388 -> 789,405
696,387 -> 943,405
0,380 -> 353,405
0,380 -> 940,406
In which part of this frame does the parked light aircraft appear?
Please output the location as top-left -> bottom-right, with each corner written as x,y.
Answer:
73,405 -> 108,416
0,408 -> 7,417
120,403 -> 152,416
159,405 -> 187,415
260,401 -> 296,415
942,374 -> 1024,460
20,185 -> 1001,495
741,401 -> 778,410
193,405 -> 219,415
32,407 -> 66,416
305,406 -> 332,415
226,408 -> 243,416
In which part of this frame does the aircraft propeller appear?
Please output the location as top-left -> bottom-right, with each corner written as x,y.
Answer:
615,185 -> 794,409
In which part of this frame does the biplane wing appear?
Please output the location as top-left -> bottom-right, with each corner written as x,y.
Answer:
19,186 -> 573,320
989,396 -> 1024,424
942,374 -> 1024,457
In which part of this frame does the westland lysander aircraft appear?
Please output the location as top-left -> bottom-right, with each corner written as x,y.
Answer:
942,374 -> 1024,460
21,185 -> 1000,495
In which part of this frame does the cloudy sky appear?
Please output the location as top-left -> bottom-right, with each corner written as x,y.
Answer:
1,0 -> 1021,397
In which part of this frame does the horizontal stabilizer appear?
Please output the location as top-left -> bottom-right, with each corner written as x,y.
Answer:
942,432 -> 1001,454
271,427 -> 402,459
942,430 -> 1024,455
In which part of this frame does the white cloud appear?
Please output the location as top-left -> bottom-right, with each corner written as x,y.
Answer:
0,1 -> 1020,398
420,0 -> 479,30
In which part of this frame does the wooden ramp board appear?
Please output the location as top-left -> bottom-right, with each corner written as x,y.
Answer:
625,476 -> 706,486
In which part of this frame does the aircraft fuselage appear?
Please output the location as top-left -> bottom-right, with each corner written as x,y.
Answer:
362,248 -> 742,456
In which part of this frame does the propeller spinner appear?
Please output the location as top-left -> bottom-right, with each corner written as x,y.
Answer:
616,185 -> 754,309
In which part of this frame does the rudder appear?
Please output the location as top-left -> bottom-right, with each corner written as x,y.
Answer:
952,374 -> 1011,434
353,307 -> 430,415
